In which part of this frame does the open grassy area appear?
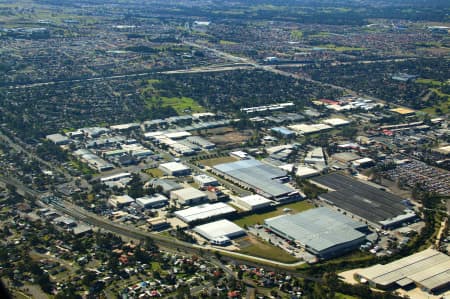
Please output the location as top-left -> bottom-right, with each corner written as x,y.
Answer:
219,40 -> 238,45
336,293 -> 358,299
198,156 -> 238,167
144,167 -> 164,178
239,238 -> 299,263
290,29 -> 303,40
317,44 -> 366,51
415,78 -> 444,86
145,96 -> 204,115
234,201 -> 314,227
422,89 -> 450,115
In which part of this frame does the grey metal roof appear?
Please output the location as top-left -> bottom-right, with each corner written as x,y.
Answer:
213,159 -> 293,197
357,249 -> 450,291
265,207 -> 366,253
312,173 -> 413,224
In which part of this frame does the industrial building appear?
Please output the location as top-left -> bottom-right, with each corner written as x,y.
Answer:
322,118 -> 351,127
147,179 -> 182,196
288,123 -> 332,135
46,133 -> 70,145
331,152 -> 362,164
174,202 -> 236,224
270,127 -> 296,138
186,136 -> 215,149
136,194 -> 168,209
170,187 -> 209,206
73,149 -> 114,172
108,195 -> 135,208
193,219 -> 246,245
235,194 -> 272,211
355,249 -> 450,294
295,165 -> 320,179
193,174 -> 219,188
311,173 -> 417,229
212,159 -> 300,202
158,162 -> 191,176
265,207 -> 368,259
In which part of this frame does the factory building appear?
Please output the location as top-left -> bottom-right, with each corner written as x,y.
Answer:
170,187 -> 209,206
136,194 -> 168,209
355,249 -> 450,294
46,133 -> 70,145
147,179 -> 182,196
235,194 -> 272,211
194,219 -> 246,245
159,162 -> 191,176
193,174 -> 219,188
108,195 -> 135,208
212,159 -> 300,202
265,207 -> 368,259
174,202 -> 236,224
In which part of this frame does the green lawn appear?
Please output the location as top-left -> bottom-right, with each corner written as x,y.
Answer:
336,293 -> 359,299
234,201 -> 314,227
317,44 -> 366,51
145,96 -> 204,114
290,29 -> 303,40
144,168 -> 164,178
422,89 -> 450,115
239,238 -> 299,263
415,78 -> 444,86
220,40 -> 238,45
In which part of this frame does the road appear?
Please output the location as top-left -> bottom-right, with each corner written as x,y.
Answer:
0,129 -> 71,181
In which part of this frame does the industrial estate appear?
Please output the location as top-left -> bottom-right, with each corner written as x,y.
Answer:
0,0 -> 449,298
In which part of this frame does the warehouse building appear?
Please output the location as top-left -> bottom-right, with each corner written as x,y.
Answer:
355,249 -> 450,294
108,195 -> 135,208
295,165 -> 320,179
265,207 -> 368,259
46,133 -> 70,145
212,159 -> 300,202
174,202 -> 236,224
271,127 -> 296,138
322,118 -> 351,127
159,162 -> 191,176
311,173 -> 417,229
186,136 -> 215,149
194,219 -> 246,245
193,174 -> 219,188
136,194 -> 168,209
147,179 -> 182,196
170,187 -> 209,206
235,194 -> 273,211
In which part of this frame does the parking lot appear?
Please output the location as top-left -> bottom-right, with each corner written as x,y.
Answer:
247,225 -> 317,262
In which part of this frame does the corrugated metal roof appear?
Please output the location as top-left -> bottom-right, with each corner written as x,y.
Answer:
194,219 -> 244,240
213,160 -> 293,198
357,249 -> 450,290
265,207 -> 366,253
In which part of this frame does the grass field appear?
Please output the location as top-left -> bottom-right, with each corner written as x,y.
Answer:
220,40 -> 238,45
234,201 -> 314,227
144,168 -> 164,178
422,88 -> 450,115
336,293 -> 358,299
198,156 -> 238,167
290,29 -> 303,40
238,237 -> 299,263
317,44 -> 366,51
415,78 -> 443,86
145,96 -> 204,114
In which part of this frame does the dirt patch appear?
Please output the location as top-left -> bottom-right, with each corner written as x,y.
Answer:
204,127 -> 253,148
